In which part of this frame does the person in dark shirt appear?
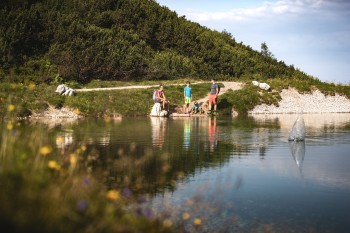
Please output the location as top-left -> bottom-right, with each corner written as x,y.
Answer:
208,78 -> 219,113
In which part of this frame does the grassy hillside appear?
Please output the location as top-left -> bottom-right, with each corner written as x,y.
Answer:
1,0 -> 314,84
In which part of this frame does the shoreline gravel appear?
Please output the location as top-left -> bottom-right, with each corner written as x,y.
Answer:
249,88 -> 350,114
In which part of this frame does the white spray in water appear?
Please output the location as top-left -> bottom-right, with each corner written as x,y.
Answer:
288,115 -> 305,141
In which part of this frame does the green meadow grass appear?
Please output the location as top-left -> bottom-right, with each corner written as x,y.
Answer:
0,81 -> 211,118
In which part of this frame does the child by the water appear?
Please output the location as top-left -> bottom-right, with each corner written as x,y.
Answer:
191,101 -> 201,114
184,81 -> 192,113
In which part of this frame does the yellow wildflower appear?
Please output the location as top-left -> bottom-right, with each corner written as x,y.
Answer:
28,83 -> 36,90
106,190 -> 120,201
7,121 -> 13,130
39,146 -> 52,156
193,218 -> 202,225
163,219 -> 173,228
81,145 -> 87,151
70,154 -> 77,166
7,104 -> 15,112
56,136 -> 64,144
48,160 -> 61,170
182,212 -> 191,220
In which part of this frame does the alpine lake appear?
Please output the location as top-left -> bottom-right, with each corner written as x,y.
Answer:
19,114 -> 350,232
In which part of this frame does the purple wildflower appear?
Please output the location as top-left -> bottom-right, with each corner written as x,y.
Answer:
77,199 -> 88,212
137,196 -> 147,204
144,208 -> 153,218
123,187 -> 132,197
82,178 -> 91,186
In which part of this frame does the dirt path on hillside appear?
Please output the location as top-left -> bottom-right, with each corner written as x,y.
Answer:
75,84 -> 159,92
75,81 -> 244,113
32,81 -> 244,119
76,81 -> 243,96
75,81 -> 243,94
183,81 -> 244,114
75,82 -> 205,92
193,81 -> 244,104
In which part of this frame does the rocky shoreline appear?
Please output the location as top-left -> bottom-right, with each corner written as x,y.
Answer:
30,106 -> 82,119
249,88 -> 350,114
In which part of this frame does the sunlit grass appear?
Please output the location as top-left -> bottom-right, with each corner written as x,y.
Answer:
0,81 -> 211,118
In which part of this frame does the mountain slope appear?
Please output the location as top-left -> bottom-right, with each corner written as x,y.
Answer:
0,0 -> 314,83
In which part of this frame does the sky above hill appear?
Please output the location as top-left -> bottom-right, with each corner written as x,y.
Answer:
156,0 -> 350,84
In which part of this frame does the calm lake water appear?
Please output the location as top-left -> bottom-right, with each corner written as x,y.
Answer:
43,114 -> 350,232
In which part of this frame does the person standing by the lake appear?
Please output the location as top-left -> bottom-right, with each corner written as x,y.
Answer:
208,78 -> 219,113
183,81 -> 192,113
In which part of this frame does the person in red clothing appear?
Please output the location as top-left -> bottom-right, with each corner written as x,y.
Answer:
154,85 -> 169,111
208,117 -> 217,152
208,78 -> 219,113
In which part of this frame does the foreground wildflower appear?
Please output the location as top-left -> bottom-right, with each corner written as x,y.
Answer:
40,146 -> 52,156
193,218 -> 202,225
48,160 -> 61,170
56,136 -> 64,144
8,104 -> 15,112
82,177 -> 91,186
106,190 -> 120,201
7,121 -> 13,130
163,219 -> 173,228
77,199 -> 88,212
123,187 -> 133,197
81,145 -> 87,151
182,212 -> 191,220
70,154 -> 77,166
28,83 -> 36,90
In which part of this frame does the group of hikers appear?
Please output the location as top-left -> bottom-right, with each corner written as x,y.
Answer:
153,78 -> 220,115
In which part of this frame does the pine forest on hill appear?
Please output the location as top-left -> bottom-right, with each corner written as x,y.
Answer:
0,0 -> 315,84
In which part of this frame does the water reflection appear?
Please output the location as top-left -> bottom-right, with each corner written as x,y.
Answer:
41,114 -> 350,233
208,117 -> 218,152
288,140 -> 306,172
30,118 -> 79,129
183,118 -> 191,149
98,132 -> 111,145
55,131 -> 73,149
151,117 -> 167,148
252,128 -> 270,158
251,113 -> 350,133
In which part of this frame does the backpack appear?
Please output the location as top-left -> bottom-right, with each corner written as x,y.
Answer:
152,90 -> 157,101
153,90 -> 160,101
